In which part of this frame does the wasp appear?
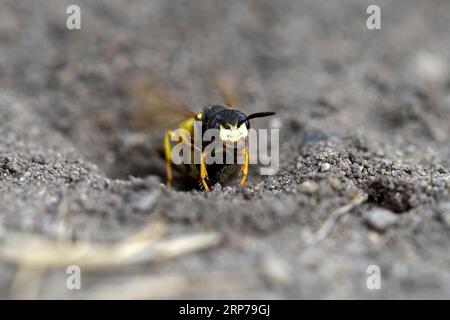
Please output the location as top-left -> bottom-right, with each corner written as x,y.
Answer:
131,76 -> 275,191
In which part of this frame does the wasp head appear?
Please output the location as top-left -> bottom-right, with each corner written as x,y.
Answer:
209,108 -> 276,143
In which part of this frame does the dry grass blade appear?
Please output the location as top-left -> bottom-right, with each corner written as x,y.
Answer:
0,223 -> 223,269
310,193 -> 368,244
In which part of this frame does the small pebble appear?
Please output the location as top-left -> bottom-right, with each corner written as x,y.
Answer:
133,190 -> 159,212
328,177 -> 341,189
364,208 -> 398,232
31,155 -> 46,165
299,181 -> 320,193
320,162 -> 331,172
69,170 -> 81,182
261,256 -> 291,287
5,158 -> 23,174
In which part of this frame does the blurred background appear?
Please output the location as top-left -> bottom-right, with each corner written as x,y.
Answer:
0,0 -> 449,299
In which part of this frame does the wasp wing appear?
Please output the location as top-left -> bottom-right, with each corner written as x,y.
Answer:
215,73 -> 240,109
129,77 -> 196,130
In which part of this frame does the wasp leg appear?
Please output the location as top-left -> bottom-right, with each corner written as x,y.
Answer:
176,132 -> 209,191
166,129 -> 210,191
164,130 -> 175,187
200,152 -> 210,191
180,136 -> 210,191
239,147 -> 249,187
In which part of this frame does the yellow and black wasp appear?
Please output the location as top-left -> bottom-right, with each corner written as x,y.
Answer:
131,76 -> 275,191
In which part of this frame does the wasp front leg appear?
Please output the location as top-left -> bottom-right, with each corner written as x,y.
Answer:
239,146 -> 249,187
200,152 -> 210,191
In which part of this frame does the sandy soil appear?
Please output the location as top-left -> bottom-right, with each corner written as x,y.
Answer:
0,0 -> 449,299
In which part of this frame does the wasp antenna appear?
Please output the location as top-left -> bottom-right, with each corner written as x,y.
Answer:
239,112 -> 276,126
246,112 -> 276,120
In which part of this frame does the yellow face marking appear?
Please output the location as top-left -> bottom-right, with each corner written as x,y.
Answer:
196,113 -> 203,120
219,123 -> 248,142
